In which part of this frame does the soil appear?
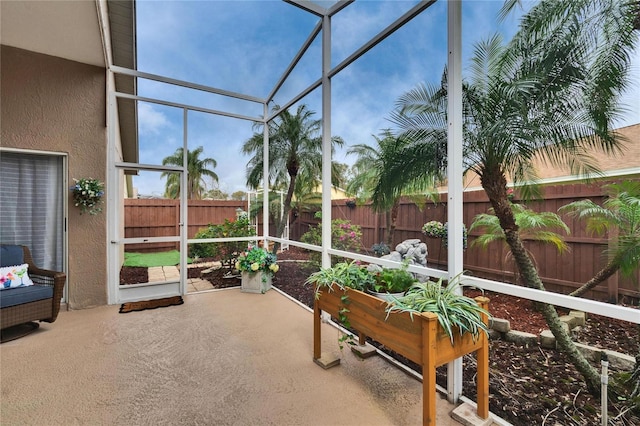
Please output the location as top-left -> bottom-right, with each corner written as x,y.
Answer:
120,247 -> 640,425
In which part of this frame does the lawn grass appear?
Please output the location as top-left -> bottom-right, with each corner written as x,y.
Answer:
123,250 -> 192,267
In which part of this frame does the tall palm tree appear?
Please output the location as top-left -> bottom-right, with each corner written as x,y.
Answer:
161,146 -> 218,200
560,181 -> 640,298
377,0 -> 638,389
243,104 -> 344,248
348,129 -> 439,246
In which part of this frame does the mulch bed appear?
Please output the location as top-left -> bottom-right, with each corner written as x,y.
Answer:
120,247 -> 640,425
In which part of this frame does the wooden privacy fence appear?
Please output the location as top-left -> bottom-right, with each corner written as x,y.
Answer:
124,199 -> 247,253
290,181 -> 639,304
124,180 -> 639,303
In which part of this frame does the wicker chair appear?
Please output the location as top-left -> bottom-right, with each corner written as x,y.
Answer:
1,245 -> 66,330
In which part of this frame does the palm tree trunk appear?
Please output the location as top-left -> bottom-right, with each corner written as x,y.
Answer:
482,171 -> 600,394
570,259 -> 620,298
273,174 -> 297,253
503,227 -> 601,394
386,200 -> 400,247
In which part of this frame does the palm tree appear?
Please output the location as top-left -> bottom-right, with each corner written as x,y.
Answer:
161,146 -> 218,199
560,181 -> 640,298
470,203 -> 571,283
243,104 -> 343,249
377,0 -> 638,389
348,129 -> 439,246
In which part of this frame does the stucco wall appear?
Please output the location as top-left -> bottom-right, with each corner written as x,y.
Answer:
1,45 -> 107,309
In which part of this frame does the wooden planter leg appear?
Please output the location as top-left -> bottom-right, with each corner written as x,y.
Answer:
422,315 -> 438,426
313,302 -> 340,369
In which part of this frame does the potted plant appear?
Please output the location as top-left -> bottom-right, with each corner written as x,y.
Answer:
70,177 -> 105,215
367,261 -> 416,302
235,245 -> 279,294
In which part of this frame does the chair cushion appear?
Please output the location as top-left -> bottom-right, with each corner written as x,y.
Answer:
0,245 -> 24,268
0,285 -> 53,308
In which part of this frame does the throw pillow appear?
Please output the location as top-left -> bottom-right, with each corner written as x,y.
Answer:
0,264 -> 34,290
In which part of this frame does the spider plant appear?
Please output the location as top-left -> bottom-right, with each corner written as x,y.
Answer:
387,276 -> 491,345
305,261 -> 375,298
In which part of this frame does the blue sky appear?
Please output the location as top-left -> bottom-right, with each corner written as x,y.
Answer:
133,0 -> 640,198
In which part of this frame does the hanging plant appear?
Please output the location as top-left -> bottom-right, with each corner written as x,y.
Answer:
70,177 -> 105,215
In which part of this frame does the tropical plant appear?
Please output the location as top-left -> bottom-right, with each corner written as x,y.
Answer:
377,0 -> 639,392
243,104 -> 344,251
347,129 -> 439,246
559,181 -> 640,297
470,203 -> 570,254
387,276 -> 491,345
70,177 -> 105,215
161,146 -> 218,199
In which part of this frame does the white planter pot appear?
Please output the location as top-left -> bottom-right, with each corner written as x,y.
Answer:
368,290 -> 404,303
241,271 -> 272,294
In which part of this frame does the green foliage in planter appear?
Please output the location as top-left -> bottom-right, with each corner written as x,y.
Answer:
387,276 -> 491,345
370,261 -> 416,293
190,217 -> 256,270
300,219 -> 362,265
305,261 -> 375,296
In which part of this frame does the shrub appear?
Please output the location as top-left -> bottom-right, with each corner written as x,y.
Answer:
301,219 -> 362,264
190,217 -> 256,270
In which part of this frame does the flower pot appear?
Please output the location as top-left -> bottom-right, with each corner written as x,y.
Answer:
241,271 -> 272,294
367,290 -> 404,302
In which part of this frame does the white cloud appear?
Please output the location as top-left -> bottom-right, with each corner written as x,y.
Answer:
138,103 -> 170,134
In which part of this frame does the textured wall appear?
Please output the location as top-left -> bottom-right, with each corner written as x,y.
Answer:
1,45 -> 107,309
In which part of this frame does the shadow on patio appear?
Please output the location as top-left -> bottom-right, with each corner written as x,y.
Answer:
0,288 -> 485,425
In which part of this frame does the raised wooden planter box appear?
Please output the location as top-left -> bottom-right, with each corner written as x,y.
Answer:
313,287 -> 490,426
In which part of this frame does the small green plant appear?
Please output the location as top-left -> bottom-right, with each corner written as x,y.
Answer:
387,275 -> 490,345
370,262 -> 416,294
371,242 -> 390,256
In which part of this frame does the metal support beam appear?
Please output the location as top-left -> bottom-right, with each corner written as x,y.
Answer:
263,103 -> 270,246
321,13 -> 332,269
446,0 -> 464,404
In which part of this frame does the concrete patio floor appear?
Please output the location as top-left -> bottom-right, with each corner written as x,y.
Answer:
1,288 -> 492,425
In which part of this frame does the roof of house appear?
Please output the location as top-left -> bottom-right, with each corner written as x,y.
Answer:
1,0 -> 138,163
460,123 -> 640,191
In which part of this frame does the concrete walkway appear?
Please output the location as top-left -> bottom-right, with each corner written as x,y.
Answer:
0,289 -> 483,425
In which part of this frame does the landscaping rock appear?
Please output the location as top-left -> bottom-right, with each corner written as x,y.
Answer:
380,239 -> 429,281
575,343 -> 636,371
569,311 -> 587,326
559,314 -> 578,329
540,330 -> 556,349
504,330 -> 538,346
490,317 -> 510,333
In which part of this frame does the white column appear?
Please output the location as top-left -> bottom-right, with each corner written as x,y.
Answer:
321,13 -> 332,269
446,0 -> 464,404
263,103 -> 270,245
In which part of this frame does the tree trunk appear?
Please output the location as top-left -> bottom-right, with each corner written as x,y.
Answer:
386,200 -> 400,247
570,258 -> 620,298
480,169 -> 601,395
273,174 -> 297,254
